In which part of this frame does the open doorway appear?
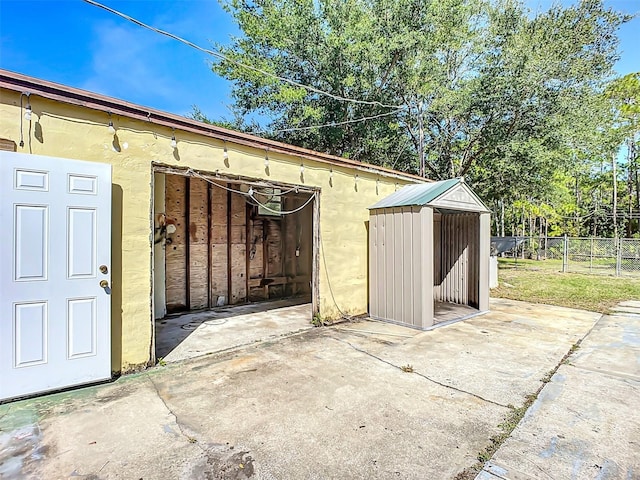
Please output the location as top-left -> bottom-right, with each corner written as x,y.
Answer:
152,167 -> 319,362
433,210 -> 481,325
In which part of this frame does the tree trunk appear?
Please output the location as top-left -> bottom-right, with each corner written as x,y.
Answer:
521,206 -> 526,259
417,102 -> 425,178
500,199 -> 505,237
544,217 -> 548,259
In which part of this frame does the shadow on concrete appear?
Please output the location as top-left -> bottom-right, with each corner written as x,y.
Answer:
155,296 -> 312,362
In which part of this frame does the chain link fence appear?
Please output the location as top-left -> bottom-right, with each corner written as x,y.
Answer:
491,236 -> 640,277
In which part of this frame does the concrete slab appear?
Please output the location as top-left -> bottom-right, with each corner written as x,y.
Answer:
610,305 -> 640,315
616,300 -> 640,308
0,299 -> 608,479
341,299 -> 600,407
156,299 -> 313,362
434,302 -> 480,324
478,307 -> 640,479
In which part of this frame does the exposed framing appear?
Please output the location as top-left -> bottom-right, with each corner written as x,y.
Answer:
151,163 -> 321,322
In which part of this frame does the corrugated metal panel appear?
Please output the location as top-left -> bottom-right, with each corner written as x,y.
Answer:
402,207 -> 414,326
411,207 -> 423,327
385,209 -> 395,317
368,179 -> 460,209
479,213 -> 491,311
433,213 -> 442,301
434,212 -> 480,306
369,214 -> 378,316
369,206 -> 434,329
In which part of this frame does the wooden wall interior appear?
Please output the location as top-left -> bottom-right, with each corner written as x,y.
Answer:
164,174 -> 313,313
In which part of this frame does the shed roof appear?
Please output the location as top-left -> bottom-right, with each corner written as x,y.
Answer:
368,177 -> 490,212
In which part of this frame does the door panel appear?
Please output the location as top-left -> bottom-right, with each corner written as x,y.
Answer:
0,152 -> 112,401
67,297 -> 97,359
14,301 -> 48,366
68,208 -> 97,278
14,205 -> 48,281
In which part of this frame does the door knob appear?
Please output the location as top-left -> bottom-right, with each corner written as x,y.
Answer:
100,280 -> 109,288
99,265 -> 108,274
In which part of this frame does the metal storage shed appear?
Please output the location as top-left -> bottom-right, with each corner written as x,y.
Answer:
368,178 -> 491,329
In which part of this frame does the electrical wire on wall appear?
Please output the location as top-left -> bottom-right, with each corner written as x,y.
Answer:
187,168 -> 316,215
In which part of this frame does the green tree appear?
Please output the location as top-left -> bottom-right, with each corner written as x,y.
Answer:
212,0 -> 627,187
606,72 -> 640,236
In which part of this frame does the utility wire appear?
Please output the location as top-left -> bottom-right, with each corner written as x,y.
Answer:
249,109 -> 404,135
249,192 -> 316,215
82,0 -> 405,110
188,169 -> 315,215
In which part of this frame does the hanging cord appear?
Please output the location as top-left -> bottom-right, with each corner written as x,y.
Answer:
187,168 -> 316,215
249,191 -> 316,215
188,168 -> 296,196
319,226 -> 354,322
18,93 -> 27,147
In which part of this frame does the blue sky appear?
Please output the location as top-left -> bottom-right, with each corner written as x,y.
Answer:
0,0 -> 638,122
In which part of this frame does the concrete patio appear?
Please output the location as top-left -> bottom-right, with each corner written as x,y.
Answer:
155,298 -> 313,363
477,301 -> 640,479
1,299 -> 638,479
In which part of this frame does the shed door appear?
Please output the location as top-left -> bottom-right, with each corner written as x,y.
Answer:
0,152 -> 112,401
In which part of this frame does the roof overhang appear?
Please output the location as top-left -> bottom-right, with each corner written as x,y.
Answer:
0,69 -> 424,184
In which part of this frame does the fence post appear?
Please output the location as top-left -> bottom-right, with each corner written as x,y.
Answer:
562,235 -> 568,273
616,237 -> 622,277
590,237 -> 593,273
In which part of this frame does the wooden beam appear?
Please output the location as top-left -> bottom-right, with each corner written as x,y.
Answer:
185,176 -> 191,310
263,219 -> 269,299
207,181 -> 212,309
245,203 -> 251,302
226,185 -> 232,305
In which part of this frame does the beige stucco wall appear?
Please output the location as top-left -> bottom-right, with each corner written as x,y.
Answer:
0,89 -> 416,372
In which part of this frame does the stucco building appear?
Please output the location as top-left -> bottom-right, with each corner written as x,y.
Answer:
0,70 -> 489,401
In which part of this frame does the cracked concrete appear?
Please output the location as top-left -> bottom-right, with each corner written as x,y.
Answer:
1,298 -> 621,479
334,337 -> 509,408
477,303 -> 640,479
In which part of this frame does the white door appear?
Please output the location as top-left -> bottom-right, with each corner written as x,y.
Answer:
0,152 -> 112,401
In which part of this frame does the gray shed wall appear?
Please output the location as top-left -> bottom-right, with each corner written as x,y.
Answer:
368,206 -> 433,328
369,207 -> 490,330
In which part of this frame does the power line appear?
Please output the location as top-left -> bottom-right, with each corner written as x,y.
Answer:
249,109 -> 404,135
82,0 -> 405,110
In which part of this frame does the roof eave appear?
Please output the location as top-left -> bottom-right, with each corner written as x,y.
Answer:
0,69 -> 425,183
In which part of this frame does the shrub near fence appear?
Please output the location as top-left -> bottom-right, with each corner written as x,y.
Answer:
491,236 -> 640,277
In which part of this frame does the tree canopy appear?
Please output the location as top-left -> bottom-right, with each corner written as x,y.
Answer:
208,0 -> 634,236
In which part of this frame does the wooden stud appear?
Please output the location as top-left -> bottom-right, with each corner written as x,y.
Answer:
185,176 -> 190,310
245,203 -> 251,302
207,181 -> 212,309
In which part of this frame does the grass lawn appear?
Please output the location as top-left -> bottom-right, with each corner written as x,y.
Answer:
498,257 -> 564,272
492,267 -> 640,313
